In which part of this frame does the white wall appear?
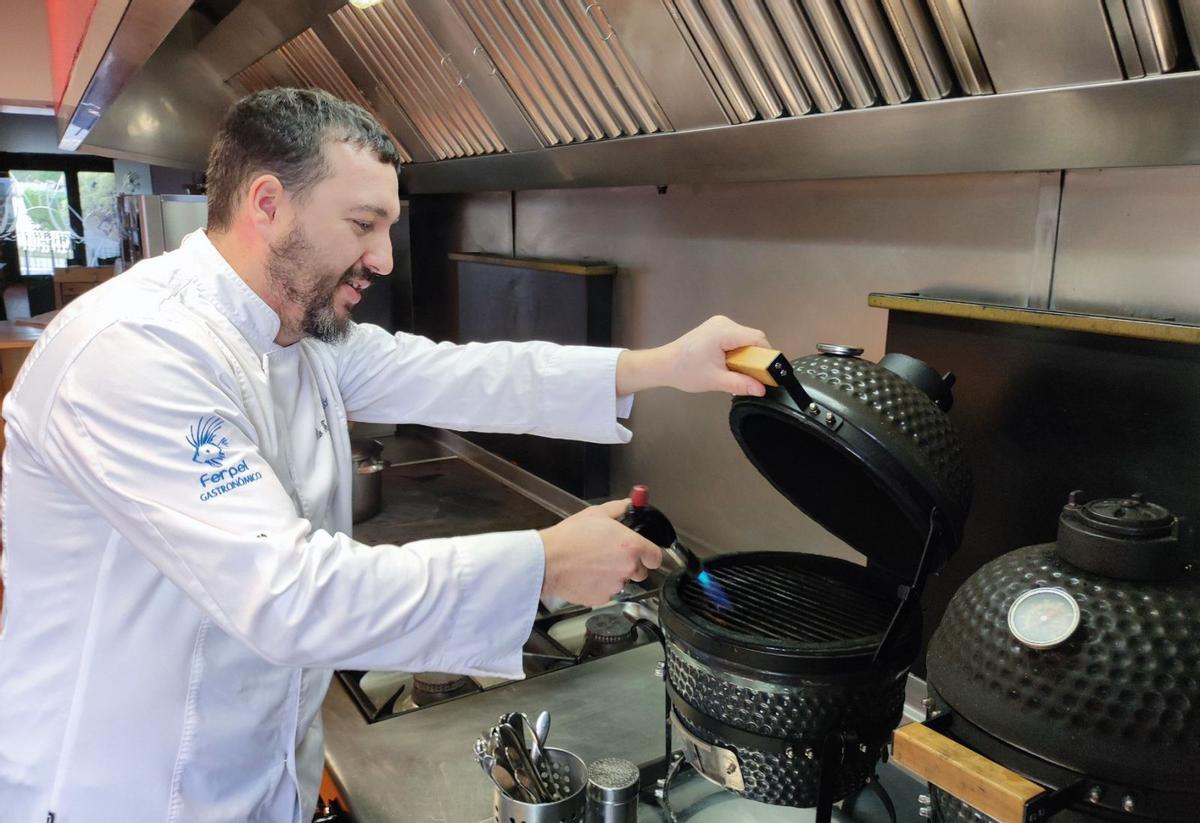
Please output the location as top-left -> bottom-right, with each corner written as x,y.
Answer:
0,0 -> 52,108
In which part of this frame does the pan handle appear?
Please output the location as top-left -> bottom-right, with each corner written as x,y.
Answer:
891,722 -> 1047,823
725,346 -> 814,408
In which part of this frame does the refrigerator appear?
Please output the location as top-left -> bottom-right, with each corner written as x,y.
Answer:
117,194 -> 207,271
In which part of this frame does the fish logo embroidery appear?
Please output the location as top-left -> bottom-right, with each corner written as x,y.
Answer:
187,416 -> 230,467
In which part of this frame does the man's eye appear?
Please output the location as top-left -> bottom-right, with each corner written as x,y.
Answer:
353,220 -> 372,232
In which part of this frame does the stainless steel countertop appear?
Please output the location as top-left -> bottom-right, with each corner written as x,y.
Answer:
323,428 -> 933,821
322,641 -> 931,823
322,642 -> 668,823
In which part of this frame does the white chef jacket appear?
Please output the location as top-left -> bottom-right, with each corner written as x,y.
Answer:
0,230 -> 633,823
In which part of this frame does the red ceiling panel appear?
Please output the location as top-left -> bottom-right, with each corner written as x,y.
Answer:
46,0 -> 99,111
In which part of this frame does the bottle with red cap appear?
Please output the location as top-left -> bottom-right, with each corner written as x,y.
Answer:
621,485 -> 677,547
621,485 -> 702,575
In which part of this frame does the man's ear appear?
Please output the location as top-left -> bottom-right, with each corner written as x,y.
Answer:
246,174 -> 286,238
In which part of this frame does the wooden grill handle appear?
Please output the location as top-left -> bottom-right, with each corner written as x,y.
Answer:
725,346 -> 783,387
892,722 -> 1047,823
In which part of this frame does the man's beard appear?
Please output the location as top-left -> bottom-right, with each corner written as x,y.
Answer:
266,224 -> 363,343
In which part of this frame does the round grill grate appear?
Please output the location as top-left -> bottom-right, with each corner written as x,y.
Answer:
674,553 -> 898,646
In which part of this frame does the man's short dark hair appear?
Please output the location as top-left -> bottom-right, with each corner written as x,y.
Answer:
205,88 -> 400,232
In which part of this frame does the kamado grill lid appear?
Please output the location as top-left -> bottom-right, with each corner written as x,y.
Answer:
725,345 -> 972,581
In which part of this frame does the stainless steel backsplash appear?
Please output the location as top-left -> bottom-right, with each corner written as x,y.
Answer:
417,166 -> 1200,559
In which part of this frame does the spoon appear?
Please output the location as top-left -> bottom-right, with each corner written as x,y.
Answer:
502,733 -> 551,803
534,711 -> 551,751
491,762 -> 526,800
512,765 -> 545,803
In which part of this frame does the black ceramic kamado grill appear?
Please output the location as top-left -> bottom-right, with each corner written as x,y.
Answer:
628,343 -> 972,820
892,491 -> 1200,823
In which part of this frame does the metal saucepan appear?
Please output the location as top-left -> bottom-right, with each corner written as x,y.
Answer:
351,438 -> 386,524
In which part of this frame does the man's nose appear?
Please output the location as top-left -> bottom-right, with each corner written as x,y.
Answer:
362,229 -> 394,277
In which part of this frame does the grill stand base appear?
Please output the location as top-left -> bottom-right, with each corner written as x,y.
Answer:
841,776 -> 898,823
814,733 -> 842,823
648,743 -> 897,823
663,702 -> 892,822
633,614 -> 900,821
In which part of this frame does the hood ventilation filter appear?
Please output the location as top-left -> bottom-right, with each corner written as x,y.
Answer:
233,29 -> 414,163
447,0 -> 673,147
330,1 -> 506,160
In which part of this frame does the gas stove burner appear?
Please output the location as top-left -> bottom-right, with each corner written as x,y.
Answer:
585,613 -> 637,645
412,672 -> 469,693
337,588 -> 660,723
411,672 -> 471,706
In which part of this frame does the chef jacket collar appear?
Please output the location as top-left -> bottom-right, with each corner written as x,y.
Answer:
182,229 -> 284,356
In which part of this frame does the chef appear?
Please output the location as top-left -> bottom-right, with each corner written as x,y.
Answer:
0,88 -> 769,822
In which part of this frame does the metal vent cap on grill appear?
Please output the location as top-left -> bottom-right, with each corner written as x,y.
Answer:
729,346 -> 972,582
1056,490 -> 1192,581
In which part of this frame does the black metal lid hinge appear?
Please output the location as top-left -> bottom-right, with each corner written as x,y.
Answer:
767,355 -> 815,410
872,507 -> 942,665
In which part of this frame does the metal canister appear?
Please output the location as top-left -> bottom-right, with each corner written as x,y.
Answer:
585,758 -> 639,823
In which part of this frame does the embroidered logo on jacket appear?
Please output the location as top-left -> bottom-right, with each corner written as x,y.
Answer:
187,415 -> 230,467
198,458 -> 263,502
187,415 -> 265,502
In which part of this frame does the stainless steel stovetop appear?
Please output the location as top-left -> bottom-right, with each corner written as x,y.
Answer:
335,586 -> 660,723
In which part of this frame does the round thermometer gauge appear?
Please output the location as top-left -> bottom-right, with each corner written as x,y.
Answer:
1007,587 -> 1081,649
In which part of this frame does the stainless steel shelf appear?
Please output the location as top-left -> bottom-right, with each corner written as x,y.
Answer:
399,71 -> 1200,193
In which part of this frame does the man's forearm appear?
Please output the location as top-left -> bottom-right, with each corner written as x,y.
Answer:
615,346 -> 673,396
614,316 -> 771,398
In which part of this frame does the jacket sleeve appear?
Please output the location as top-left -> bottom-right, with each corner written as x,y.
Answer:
38,320 -> 543,676
334,323 -> 634,443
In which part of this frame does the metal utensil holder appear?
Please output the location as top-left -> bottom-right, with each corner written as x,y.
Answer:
494,747 -> 588,823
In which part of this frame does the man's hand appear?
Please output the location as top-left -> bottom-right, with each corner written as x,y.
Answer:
616,315 -> 772,397
539,500 -> 663,606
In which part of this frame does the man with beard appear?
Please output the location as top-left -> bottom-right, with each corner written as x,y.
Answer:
0,88 -> 771,822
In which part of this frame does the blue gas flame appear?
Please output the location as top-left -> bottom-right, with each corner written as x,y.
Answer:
696,569 -> 732,610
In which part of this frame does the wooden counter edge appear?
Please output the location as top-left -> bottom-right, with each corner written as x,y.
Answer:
869,293 -> 1200,346
0,323 -> 42,349
449,252 -> 615,276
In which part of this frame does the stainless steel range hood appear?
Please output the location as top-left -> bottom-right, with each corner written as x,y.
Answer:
80,0 -> 1200,191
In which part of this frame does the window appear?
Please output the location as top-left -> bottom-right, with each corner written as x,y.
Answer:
8,170 -> 72,275
79,171 -> 118,265
0,154 -> 117,279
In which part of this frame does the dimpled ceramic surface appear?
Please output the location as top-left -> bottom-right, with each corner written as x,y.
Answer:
673,708 -> 884,807
666,644 -> 906,806
927,543 -> 1200,792
931,787 -> 997,823
795,353 -> 972,517
731,353 -> 971,578
666,645 -> 906,740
